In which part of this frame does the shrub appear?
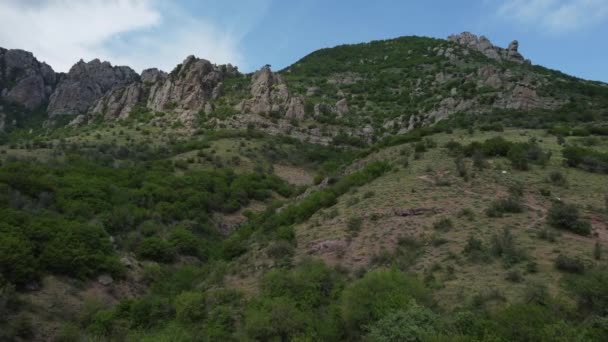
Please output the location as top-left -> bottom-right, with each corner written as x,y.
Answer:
266,240 -> 295,260
340,269 -> 431,336
506,270 -> 523,283
137,237 -> 176,262
565,269 -> 608,314
485,196 -> 523,217
549,171 -> 567,187
457,208 -> 475,221
365,303 -> 439,342
244,297 -> 310,341
594,241 -> 602,260
490,228 -> 525,266
547,202 -> 591,236
563,146 -> 608,173
168,227 -> 201,257
0,231 -> 38,285
347,216 -> 363,233
174,291 -> 205,323
555,254 -> 586,274
494,304 -> 554,341
463,236 -> 489,263
433,218 -> 454,231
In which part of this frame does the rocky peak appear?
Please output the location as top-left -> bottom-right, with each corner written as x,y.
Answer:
448,32 -> 528,64
238,65 -> 304,119
47,58 -> 138,116
0,47 -> 56,109
141,68 -> 167,84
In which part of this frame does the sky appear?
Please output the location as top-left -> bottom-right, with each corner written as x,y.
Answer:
0,0 -> 607,82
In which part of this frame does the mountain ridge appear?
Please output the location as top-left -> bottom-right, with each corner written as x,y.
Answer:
1,32 -> 607,143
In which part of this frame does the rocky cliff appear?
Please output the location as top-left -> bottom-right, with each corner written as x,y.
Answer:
0,48 -> 56,109
47,59 -> 139,116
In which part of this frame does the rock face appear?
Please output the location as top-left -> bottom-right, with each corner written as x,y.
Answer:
148,56 -> 223,113
88,56 -> 237,126
447,32 -> 528,64
238,65 -> 305,119
335,99 -> 349,116
0,48 -> 56,109
47,59 -> 139,116
90,83 -> 144,120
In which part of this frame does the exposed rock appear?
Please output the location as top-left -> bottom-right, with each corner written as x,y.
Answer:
285,96 -> 305,120
306,86 -> 322,96
212,82 -> 224,99
141,68 -> 166,84
48,59 -> 138,116
0,48 -> 56,109
120,256 -> 135,268
448,32 -> 528,64
90,83 -> 143,120
97,274 -> 113,286
68,114 -> 88,127
147,56 -> 221,114
335,98 -> 349,116
314,103 -> 334,117
238,65 -> 304,120
24,281 -> 41,291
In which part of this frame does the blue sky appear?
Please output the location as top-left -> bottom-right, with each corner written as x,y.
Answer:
1,0 -> 607,82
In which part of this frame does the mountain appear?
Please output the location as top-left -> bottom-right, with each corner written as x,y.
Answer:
2,32 -> 607,140
1,32 -> 608,341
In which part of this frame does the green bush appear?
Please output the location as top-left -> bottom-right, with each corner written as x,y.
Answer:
0,231 -> 38,285
555,254 -> 586,274
485,196 -> 523,217
174,291 -> 205,323
365,303 -> 439,341
340,269 -> 431,336
137,237 -> 176,262
565,269 -> 608,314
490,228 -> 526,266
547,202 -> 591,235
266,240 -> 295,260
433,218 -> 454,231
244,297 -> 310,341
563,146 -> 608,173
168,226 -> 202,257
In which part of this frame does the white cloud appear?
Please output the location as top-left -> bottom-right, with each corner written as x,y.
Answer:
0,0 -> 261,73
497,0 -> 608,33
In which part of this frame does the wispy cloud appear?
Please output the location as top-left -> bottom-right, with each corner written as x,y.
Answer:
0,0 -> 269,73
496,0 -> 608,33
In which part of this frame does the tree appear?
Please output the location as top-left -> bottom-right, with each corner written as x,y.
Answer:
340,269 -> 431,336
366,303 -> 439,342
0,232 -> 38,285
245,297 -> 310,341
174,291 -> 205,323
547,202 -> 591,236
137,237 -> 176,262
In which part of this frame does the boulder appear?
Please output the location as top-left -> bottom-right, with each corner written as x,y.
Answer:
336,98 -> 349,116
314,103 -> 334,116
306,86 -> 322,96
97,274 -> 113,286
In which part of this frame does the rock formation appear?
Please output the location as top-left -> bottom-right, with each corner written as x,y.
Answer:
48,59 -> 139,116
0,48 -> 56,109
237,65 -> 305,119
447,32 -> 528,64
